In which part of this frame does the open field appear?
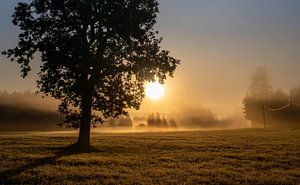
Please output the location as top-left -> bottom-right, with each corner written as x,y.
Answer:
0,128 -> 299,185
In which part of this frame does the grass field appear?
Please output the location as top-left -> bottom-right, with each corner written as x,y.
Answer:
0,128 -> 299,185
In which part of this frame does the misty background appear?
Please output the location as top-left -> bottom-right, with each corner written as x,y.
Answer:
0,0 -> 300,131
0,91 -> 249,131
0,65 -> 300,131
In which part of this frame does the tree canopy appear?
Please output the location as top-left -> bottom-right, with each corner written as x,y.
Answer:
2,0 -> 180,147
243,66 -> 300,127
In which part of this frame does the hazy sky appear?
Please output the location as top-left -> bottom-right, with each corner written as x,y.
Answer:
1,0 -> 300,116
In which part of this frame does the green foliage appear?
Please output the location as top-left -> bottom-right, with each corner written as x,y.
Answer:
2,0 -> 180,129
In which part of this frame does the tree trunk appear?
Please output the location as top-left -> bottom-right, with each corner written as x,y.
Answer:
77,87 -> 92,148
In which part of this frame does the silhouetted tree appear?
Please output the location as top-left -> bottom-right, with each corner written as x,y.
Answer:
269,89 -> 289,106
290,86 -> 300,104
161,116 -> 168,127
0,91 -> 62,131
105,116 -> 133,127
118,116 -> 133,127
168,118 -> 178,127
290,86 -> 300,124
147,113 -> 156,127
155,112 -> 162,126
266,89 -> 290,126
2,0 -> 180,148
247,65 -> 272,99
243,66 -> 299,127
147,113 -> 170,127
243,66 -> 273,126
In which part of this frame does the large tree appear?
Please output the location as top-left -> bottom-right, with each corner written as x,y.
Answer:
2,0 -> 180,148
243,66 -> 272,126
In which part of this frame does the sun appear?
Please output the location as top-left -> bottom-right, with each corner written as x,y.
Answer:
145,82 -> 165,100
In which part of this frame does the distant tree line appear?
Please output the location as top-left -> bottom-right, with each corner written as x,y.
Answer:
243,66 -> 300,127
104,116 -> 133,128
0,91 -> 62,131
0,91 -> 182,130
146,113 -> 178,128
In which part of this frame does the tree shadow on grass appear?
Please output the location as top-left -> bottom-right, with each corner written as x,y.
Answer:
0,144 -> 99,184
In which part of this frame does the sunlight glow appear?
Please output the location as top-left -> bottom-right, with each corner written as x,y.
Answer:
145,82 -> 165,100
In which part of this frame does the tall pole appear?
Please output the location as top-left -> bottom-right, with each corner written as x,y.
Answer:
262,105 -> 266,128
290,98 -> 294,125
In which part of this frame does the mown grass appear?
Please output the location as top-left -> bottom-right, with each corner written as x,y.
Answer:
0,128 -> 299,185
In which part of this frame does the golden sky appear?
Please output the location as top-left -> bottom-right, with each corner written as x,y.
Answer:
1,0 -> 300,117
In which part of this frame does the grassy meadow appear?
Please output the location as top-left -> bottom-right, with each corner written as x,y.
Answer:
0,128 -> 299,185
